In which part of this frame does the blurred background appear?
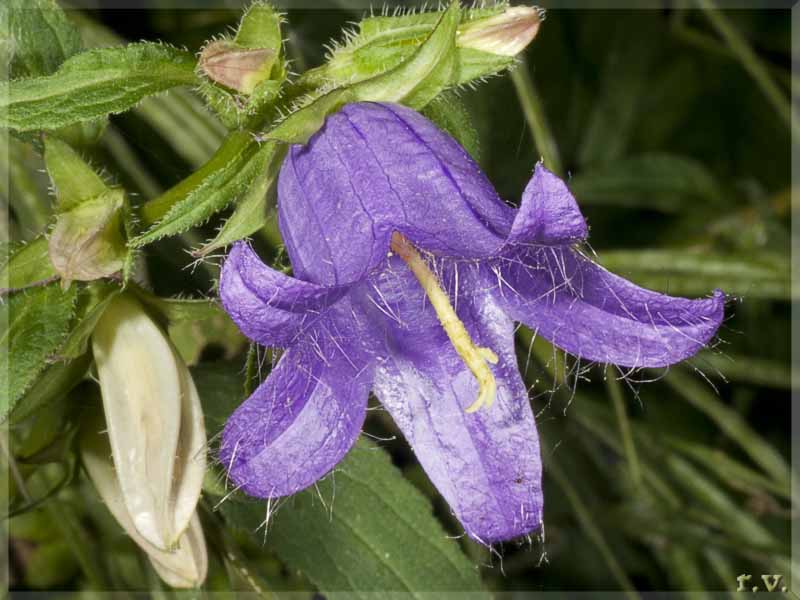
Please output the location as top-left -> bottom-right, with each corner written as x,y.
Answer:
6,2 -> 793,595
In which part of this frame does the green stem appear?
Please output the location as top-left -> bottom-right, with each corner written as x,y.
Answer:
695,0 -> 797,138
510,58 -> 564,177
605,366 -> 643,489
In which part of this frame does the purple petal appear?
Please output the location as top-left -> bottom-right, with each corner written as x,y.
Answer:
353,261 -> 542,543
219,242 -> 346,347
507,164 -> 588,246
491,246 -> 725,367
278,102 -> 514,285
219,311 -> 374,498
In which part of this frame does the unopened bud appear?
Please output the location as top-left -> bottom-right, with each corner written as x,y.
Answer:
80,410 -> 208,588
199,41 -> 275,95
90,294 -> 206,551
44,137 -> 128,283
457,6 -> 544,57
48,190 -> 126,282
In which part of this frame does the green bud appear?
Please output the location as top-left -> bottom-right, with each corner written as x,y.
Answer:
197,1 -> 287,128
199,42 -> 276,95
43,137 -> 128,282
299,2 -> 543,93
457,6 -> 543,57
48,190 -> 126,282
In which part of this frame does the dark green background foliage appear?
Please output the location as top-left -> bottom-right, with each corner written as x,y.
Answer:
3,1 -> 792,596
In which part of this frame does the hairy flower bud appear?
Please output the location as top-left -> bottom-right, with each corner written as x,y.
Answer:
44,137 -> 128,283
199,41 -> 275,95
197,2 -> 286,128
48,190 -> 126,282
457,6 -> 544,57
80,411 -> 208,588
90,294 -> 206,551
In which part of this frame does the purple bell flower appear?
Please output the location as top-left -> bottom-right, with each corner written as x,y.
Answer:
218,101 -> 725,543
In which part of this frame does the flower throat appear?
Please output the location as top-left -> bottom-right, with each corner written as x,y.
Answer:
390,232 -> 498,413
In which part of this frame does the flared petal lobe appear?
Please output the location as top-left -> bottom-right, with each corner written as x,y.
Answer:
278,102 -> 514,286
219,307 -> 374,498
491,246 -> 725,367
353,261 -> 542,542
507,164 -> 588,246
219,242 -> 346,347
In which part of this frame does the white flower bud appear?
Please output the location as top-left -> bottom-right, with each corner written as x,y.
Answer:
90,294 -> 206,550
457,6 -> 544,57
80,411 -> 208,588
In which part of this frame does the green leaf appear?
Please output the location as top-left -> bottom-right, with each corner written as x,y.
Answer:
597,249 -> 790,300
1,283 -> 78,421
4,0 -> 81,78
568,154 -> 723,213
221,441 -> 487,598
138,129 -> 252,224
0,237 -> 56,291
132,140 -> 278,247
196,145 -> 285,256
2,43 -> 198,132
194,363 -> 486,598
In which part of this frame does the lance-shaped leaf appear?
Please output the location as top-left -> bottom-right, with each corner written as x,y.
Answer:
91,294 -> 206,550
131,140 -> 278,247
80,411 -> 208,588
1,43 -> 198,132
195,144 -> 285,256
44,137 -> 128,282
